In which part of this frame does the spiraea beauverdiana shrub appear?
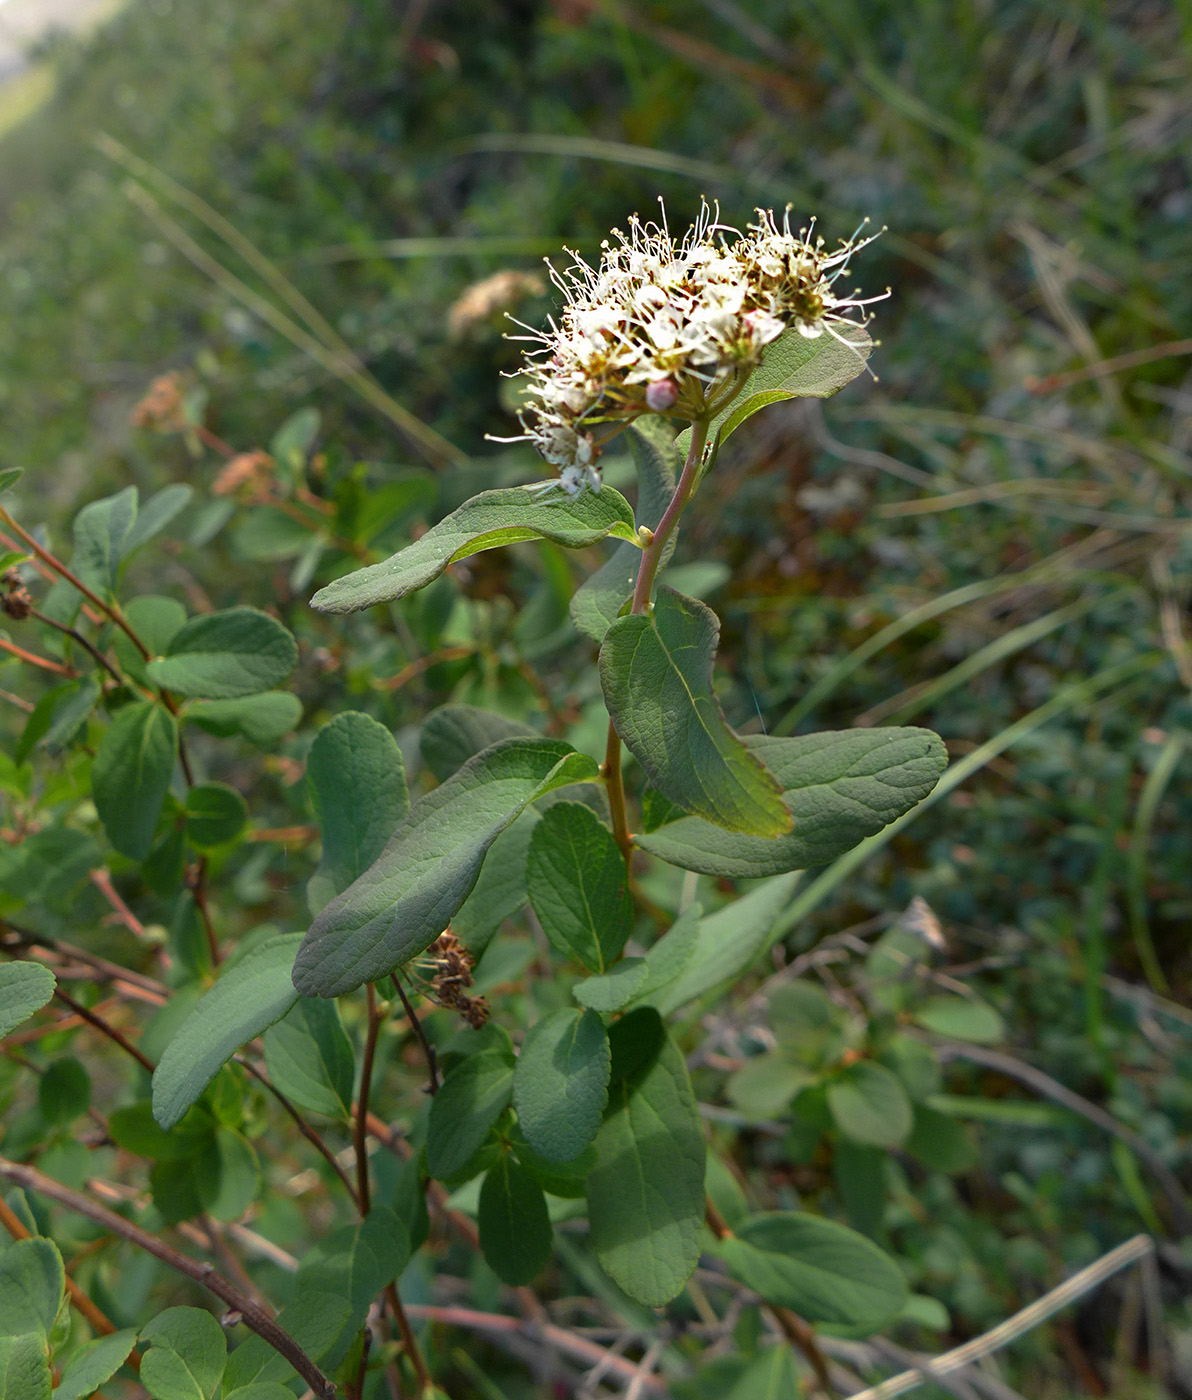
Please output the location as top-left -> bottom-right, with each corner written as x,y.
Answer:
0,204 -> 955,1398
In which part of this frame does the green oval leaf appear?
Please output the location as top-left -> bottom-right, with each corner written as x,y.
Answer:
478,1155 -> 553,1285
636,727 -> 948,876
92,701 -> 178,860
146,608 -> 298,699
185,783 -> 248,849
513,1008 -> 610,1163
913,994 -> 1004,1044
526,802 -> 632,972
826,1061 -> 913,1147
572,959 -> 648,1013
678,323 -> 872,468
263,998 -> 354,1120
306,712 -> 408,915
0,1238 -> 64,1338
0,962 -> 56,1039
152,933 -> 303,1128
186,692 -> 302,745
452,809 -> 537,959
311,485 -> 639,614
587,1010 -> 705,1306
140,1306 -> 227,1400
648,874 -> 799,1018
420,704 -> 537,782
71,486 -> 137,598
717,1211 -> 907,1335
38,1056 -> 90,1125
0,1333 -> 51,1400
599,587 -> 789,837
52,1329 -> 138,1400
427,1051 -> 514,1182
293,738 -> 598,998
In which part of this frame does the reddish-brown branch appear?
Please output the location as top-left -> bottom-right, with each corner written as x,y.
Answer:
51,987 -> 155,1074
705,1201 -> 834,1394
0,1157 -> 335,1397
238,1058 -> 360,1206
89,868 -> 146,937
0,636 -> 75,676
355,983 -> 381,1215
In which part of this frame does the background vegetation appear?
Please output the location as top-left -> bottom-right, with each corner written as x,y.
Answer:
1,0 -> 1190,1396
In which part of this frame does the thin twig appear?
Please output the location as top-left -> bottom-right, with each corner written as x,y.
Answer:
238,1058 -> 360,1206
393,976 -> 438,1094
0,635 -> 75,676
705,1200 -> 834,1394
0,506 -> 151,660
400,1304 -> 668,1391
0,1156 -> 336,1398
356,983 -> 381,1215
0,923 -> 167,997
29,607 -> 122,684
842,1237 -> 1154,1400
89,868 -> 146,937
51,987 -> 155,1073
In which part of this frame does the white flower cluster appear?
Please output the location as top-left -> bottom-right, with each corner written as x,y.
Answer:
491,202 -> 885,495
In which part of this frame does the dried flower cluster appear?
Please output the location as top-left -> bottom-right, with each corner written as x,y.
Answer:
492,202 -> 884,495
418,931 -> 489,1030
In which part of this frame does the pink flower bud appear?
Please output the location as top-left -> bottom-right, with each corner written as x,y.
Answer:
646,377 -> 679,411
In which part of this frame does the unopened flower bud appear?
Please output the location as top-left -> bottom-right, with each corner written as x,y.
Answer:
645,377 -> 679,411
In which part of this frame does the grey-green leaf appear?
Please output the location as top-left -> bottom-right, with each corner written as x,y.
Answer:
717,1212 -> 907,1334
420,704 -> 537,782
827,1061 -> 914,1147
637,727 -> 947,876
649,874 -> 799,1017
0,1333 -> 50,1400
452,809 -> 537,959
51,1329 -> 138,1400
311,485 -> 639,614
184,783 -> 248,849
123,484 -> 193,556
427,1051 -> 514,1181
526,802 -> 632,972
92,701 -> 178,860
263,998 -> 354,1120
71,486 -> 137,597
513,1008 -> 610,1163
139,1306 -> 227,1400
152,933 -> 303,1128
572,959 -> 648,1013
146,608 -> 298,699
625,904 -> 701,1008
587,1010 -> 705,1306
913,995 -> 1004,1044
678,323 -> 872,467
0,962 -> 56,1039
293,739 -> 598,998
295,1208 -> 410,1364
0,1238 -> 64,1338
478,1155 -> 553,1285
307,712 -> 408,915
600,587 -> 789,837
570,418 -> 679,643
186,693 -> 302,745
